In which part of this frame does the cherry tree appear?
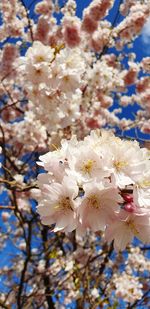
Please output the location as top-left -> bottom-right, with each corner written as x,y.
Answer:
0,0 -> 150,308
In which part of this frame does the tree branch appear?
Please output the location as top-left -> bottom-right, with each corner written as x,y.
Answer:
41,227 -> 55,309
17,222 -> 32,308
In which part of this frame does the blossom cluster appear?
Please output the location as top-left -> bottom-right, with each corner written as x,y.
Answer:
106,245 -> 150,303
0,0 -> 150,154
19,41 -> 86,133
36,130 -> 150,251
112,272 -> 143,303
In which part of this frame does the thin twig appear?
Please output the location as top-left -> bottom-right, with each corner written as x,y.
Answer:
19,0 -> 34,42
17,222 -> 32,308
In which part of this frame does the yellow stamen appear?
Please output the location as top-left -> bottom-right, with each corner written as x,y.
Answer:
81,159 -> 95,174
35,55 -> 45,63
88,194 -> 99,209
54,197 -> 72,211
114,160 -> 128,171
139,180 -> 150,188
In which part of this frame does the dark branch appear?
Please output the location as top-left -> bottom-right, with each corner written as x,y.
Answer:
17,222 -> 32,308
41,227 -> 55,309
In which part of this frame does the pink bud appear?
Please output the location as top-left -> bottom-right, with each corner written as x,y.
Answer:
124,202 -> 136,213
122,194 -> 133,203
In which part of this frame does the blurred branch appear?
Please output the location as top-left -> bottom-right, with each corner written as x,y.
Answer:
41,227 -> 55,309
0,178 -> 38,192
99,242 -> 114,275
0,206 -> 15,210
0,302 -> 11,309
127,288 -> 150,309
19,0 -> 34,42
97,0 -> 123,60
17,221 -> 32,308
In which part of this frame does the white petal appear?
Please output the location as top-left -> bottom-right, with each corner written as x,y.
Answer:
54,212 -> 73,232
41,215 -> 55,226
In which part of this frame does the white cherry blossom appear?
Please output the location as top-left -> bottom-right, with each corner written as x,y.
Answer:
77,181 -> 122,232
37,176 -> 79,232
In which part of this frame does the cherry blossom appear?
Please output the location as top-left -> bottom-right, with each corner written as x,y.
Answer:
37,130 -> 150,250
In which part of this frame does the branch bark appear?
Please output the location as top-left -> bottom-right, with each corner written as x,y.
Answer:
17,222 -> 32,309
41,227 -> 55,309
